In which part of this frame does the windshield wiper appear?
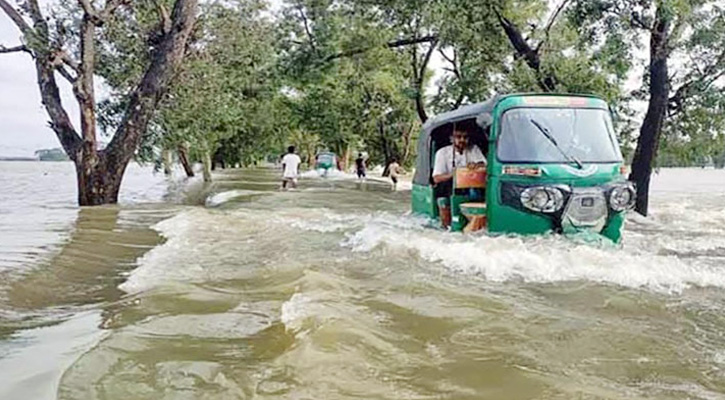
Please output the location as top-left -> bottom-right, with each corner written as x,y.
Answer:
529,118 -> 583,169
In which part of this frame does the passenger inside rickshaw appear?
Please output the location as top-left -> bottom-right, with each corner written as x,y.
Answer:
430,119 -> 489,229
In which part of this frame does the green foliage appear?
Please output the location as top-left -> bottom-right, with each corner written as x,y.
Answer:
568,0 -> 725,168
147,0 -> 285,167
94,0 -> 725,171
277,0 -> 423,167
659,3 -> 725,167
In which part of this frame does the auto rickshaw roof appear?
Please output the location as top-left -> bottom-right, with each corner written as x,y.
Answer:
421,96 -> 499,135
421,93 -> 608,136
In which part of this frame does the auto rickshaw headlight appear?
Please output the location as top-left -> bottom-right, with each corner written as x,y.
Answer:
609,183 -> 636,212
520,186 -> 566,213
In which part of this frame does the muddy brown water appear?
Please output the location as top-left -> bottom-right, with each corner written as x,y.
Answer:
2,161 -> 725,399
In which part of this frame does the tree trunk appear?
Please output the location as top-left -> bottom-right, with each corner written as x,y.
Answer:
629,12 -> 671,216
307,149 -> 315,168
0,0 -> 198,206
341,145 -> 351,171
401,122 -> 415,165
379,120 -> 393,176
178,144 -> 195,177
97,0 -> 197,205
162,149 -> 173,175
75,153 -> 126,205
202,149 -> 212,182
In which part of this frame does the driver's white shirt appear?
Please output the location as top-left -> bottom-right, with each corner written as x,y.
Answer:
432,145 -> 486,177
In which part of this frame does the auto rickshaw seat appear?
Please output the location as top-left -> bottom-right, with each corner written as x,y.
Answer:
459,202 -> 487,232
453,168 -> 487,232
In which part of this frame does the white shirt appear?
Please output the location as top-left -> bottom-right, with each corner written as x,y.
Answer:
389,162 -> 400,178
432,145 -> 486,177
282,153 -> 301,178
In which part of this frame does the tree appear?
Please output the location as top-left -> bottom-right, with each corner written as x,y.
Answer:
120,0 -> 283,181
278,0 -> 421,165
0,0 -> 198,205
570,0 -> 725,215
428,0 -> 509,111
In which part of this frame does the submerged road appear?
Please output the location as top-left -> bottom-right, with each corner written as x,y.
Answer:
2,163 -> 725,399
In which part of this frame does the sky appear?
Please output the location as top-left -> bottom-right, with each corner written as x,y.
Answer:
0,12 -> 80,157
0,1 -> 646,158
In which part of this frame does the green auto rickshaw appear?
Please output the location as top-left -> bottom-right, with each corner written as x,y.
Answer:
315,152 -> 340,176
411,93 -> 635,243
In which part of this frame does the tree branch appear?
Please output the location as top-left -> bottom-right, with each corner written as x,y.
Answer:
438,48 -> 453,64
2,0 -> 81,161
73,13 -> 97,145
100,0 -> 126,20
688,54 -> 704,76
56,65 -> 78,84
324,35 -> 438,62
24,0 -> 39,20
412,37 -> 437,123
392,35 -> 438,48
418,38 -> 437,80
630,11 -> 653,31
669,67 -> 725,114
154,0 -> 172,34
496,10 -> 555,91
439,48 -> 460,79
78,0 -> 99,18
296,4 -> 318,55
496,11 -> 536,62
79,0 -> 126,25
453,89 -> 466,110
0,44 -> 30,54
107,0 -> 198,170
537,0 -> 571,52
25,0 -> 50,40
0,0 -> 32,33
701,50 -> 725,78
59,50 -> 80,72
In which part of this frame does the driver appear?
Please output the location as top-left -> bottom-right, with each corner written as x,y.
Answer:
432,127 -> 486,226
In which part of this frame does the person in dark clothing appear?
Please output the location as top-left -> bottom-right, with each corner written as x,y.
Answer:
355,153 -> 366,180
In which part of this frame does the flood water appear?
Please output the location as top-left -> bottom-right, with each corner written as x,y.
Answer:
2,161 -> 725,399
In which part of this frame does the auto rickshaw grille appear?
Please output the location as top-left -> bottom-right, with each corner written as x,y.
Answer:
561,189 -> 608,231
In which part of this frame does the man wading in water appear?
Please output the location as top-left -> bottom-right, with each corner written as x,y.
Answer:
281,146 -> 301,189
432,127 -> 486,227
388,157 -> 401,190
355,153 -> 366,180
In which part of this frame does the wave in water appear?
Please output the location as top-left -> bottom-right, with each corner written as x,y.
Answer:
121,195 -> 725,296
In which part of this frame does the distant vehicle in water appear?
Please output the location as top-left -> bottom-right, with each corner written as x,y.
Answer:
35,148 -> 70,161
314,152 -> 340,177
411,93 -> 635,243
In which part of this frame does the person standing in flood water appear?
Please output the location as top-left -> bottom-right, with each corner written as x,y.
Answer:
281,146 -> 301,189
355,153 -> 366,180
388,158 -> 401,190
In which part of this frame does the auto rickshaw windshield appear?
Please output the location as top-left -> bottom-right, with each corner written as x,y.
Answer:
497,107 -> 622,163
317,154 -> 334,163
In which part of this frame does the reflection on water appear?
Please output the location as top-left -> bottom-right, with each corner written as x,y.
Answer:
2,164 -> 725,399
0,161 -> 183,400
